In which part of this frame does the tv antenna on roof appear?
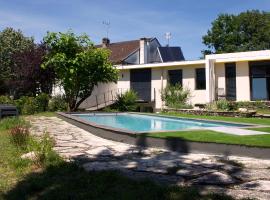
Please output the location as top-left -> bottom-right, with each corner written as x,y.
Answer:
165,32 -> 171,46
102,20 -> 110,38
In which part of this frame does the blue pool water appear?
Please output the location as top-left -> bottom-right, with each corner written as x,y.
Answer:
72,113 -> 246,132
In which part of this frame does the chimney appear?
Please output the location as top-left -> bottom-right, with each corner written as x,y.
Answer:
139,37 -> 150,64
102,37 -> 110,47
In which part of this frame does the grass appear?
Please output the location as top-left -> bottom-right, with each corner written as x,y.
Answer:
147,130 -> 270,148
160,112 -> 270,125
248,127 -> 270,133
0,116 -> 241,200
144,112 -> 270,148
33,112 -> 56,117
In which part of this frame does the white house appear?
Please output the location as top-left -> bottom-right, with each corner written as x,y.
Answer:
54,37 -> 270,111
116,50 -> 270,111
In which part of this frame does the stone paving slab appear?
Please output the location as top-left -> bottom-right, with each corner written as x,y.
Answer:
208,127 -> 270,135
28,116 -> 270,200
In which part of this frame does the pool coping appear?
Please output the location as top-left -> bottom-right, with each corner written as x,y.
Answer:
57,112 -> 270,159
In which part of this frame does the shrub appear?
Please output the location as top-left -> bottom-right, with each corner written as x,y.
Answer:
35,93 -> 49,112
9,125 -> 30,148
161,84 -> 191,109
0,95 -> 14,104
114,90 -> 138,111
48,95 -> 68,111
207,99 -> 236,111
21,97 -> 37,115
236,101 -> 269,110
30,132 -> 59,167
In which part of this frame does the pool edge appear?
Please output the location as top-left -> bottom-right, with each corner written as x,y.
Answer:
56,112 -> 270,159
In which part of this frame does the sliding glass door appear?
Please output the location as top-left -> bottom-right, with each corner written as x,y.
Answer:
250,61 -> 270,101
225,63 -> 236,101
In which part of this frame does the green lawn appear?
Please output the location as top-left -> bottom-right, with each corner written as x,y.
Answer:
147,130 -> 270,148
0,117 -> 237,200
160,112 -> 270,125
32,112 -> 56,117
145,112 -> 270,148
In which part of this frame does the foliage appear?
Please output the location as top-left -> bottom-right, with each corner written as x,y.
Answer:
161,84 -> 191,109
0,94 -> 66,114
20,97 -> 37,115
0,95 -> 14,104
9,125 -> 30,148
0,117 -> 29,131
42,30 -> 118,111
10,44 -> 55,97
29,132 -> 58,167
48,95 -> 68,112
0,27 -> 34,94
236,101 -> 269,110
35,93 -> 50,112
114,90 -> 138,111
202,10 -> 270,55
206,99 -> 236,111
206,100 -> 269,111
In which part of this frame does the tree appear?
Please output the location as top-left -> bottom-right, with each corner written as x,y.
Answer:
42,31 -> 118,111
202,10 -> 270,55
10,44 -> 55,98
0,27 -> 34,94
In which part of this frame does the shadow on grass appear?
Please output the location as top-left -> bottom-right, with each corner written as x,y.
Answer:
2,161 -> 239,200
2,133 -> 250,200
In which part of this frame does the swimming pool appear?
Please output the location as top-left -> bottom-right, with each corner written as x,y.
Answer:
72,113 -> 248,132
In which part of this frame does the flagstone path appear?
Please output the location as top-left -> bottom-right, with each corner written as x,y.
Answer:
28,116 -> 270,200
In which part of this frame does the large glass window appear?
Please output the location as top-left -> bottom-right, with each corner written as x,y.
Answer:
168,69 -> 182,86
252,78 -> 268,100
195,68 -> 206,90
250,61 -> 270,101
225,63 -> 236,101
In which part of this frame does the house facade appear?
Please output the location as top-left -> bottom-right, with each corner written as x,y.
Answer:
78,37 -> 185,109
117,50 -> 270,111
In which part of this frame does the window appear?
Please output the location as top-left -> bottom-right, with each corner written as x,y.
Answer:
195,68 -> 206,90
168,70 -> 182,86
250,61 -> 270,100
225,63 -> 236,101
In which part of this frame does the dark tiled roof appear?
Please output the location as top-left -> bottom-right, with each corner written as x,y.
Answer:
158,47 -> 185,62
96,40 -> 140,64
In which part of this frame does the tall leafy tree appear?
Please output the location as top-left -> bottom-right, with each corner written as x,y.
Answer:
10,44 -> 55,98
0,27 -> 34,94
202,10 -> 270,55
42,31 -> 118,111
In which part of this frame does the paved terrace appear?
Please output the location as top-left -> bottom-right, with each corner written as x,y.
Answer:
29,116 -> 270,200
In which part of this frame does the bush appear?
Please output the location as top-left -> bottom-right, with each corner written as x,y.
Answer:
207,99 -> 236,111
20,97 -> 37,115
9,125 -> 30,148
236,101 -> 269,110
29,132 -> 59,167
114,90 -> 138,111
161,84 -> 191,109
0,95 -> 14,104
35,93 -> 49,112
48,95 -> 68,112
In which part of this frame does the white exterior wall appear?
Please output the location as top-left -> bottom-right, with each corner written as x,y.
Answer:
117,70 -> 130,93
160,65 -> 207,108
236,61 -> 251,101
215,63 -> 225,96
151,68 -> 164,109
78,82 -> 117,109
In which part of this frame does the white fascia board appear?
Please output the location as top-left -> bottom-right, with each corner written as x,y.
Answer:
206,50 -> 270,63
115,60 -> 206,70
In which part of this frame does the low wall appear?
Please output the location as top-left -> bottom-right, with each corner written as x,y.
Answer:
57,112 -> 270,159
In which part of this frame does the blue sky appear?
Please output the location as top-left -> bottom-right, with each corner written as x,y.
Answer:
1,0 -> 269,59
